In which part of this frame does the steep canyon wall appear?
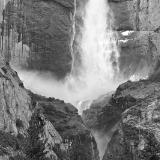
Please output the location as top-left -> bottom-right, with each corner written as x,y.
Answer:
109,0 -> 160,79
0,0 -> 75,78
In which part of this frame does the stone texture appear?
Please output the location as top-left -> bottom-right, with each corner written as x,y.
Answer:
27,107 -> 67,160
109,0 -> 160,31
0,51 -> 99,159
109,0 -> 160,78
82,93 -> 113,131
1,0 -> 75,78
83,77 -> 160,160
0,53 -> 32,136
83,79 -> 160,160
102,79 -> 160,160
118,31 -> 156,78
109,0 -> 135,31
30,93 -> 100,160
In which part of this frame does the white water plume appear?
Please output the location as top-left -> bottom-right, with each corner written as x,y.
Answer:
80,0 -> 119,79
15,0 -> 120,111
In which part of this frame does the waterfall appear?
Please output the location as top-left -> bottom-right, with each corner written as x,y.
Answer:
14,0 -> 120,111
65,0 -> 120,107
79,0 -> 119,79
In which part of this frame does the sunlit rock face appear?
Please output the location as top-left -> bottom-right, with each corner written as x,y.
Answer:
109,0 -> 160,79
118,31 -> 155,79
102,79 -> 160,160
0,55 -> 32,136
0,54 -> 32,159
1,0 -> 75,78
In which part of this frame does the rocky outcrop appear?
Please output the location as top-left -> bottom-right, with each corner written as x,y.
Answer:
83,78 -> 160,160
82,93 -> 113,131
0,52 -> 31,159
26,108 -> 65,160
29,93 -> 100,160
1,0 -> 75,78
0,49 -> 99,159
109,0 -> 160,78
109,0 -> 160,32
103,79 -> 160,160
0,54 -> 32,136
118,31 -> 156,79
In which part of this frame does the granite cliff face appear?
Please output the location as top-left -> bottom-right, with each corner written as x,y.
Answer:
0,54 -> 32,136
83,79 -> 160,160
103,79 -> 160,160
0,0 -> 75,78
109,0 -> 160,78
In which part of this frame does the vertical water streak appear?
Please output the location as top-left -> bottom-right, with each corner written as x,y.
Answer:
67,0 -> 120,104
70,0 -> 77,72
84,0 -> 118,73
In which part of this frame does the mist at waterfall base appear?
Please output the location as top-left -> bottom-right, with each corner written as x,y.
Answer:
92,123 -> 118,160
16,0 -> 120,112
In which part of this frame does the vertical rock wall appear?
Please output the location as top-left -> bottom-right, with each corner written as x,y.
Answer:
0,0 -> 76,78
109,0 -> 160,78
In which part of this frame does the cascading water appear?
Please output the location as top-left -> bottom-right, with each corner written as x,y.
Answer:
65,0 -> 120,109
9,0 -> 120,112
80,0 -> 119,80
